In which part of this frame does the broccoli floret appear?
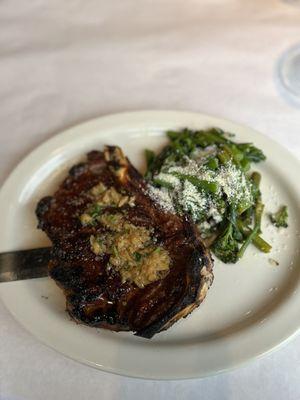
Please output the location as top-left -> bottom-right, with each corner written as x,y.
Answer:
212,223 -> 239,263
270,205 -> 288,228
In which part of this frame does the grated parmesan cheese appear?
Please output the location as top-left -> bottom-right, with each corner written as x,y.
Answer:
214,162 -> 252,205
147,186 -> 175,213
180,180 -> 207,220
154,173 -> 181,188
147,157 -> 254,228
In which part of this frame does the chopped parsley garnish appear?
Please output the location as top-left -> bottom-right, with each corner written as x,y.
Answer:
133,252 -> 142,261
90,203 -> 103,218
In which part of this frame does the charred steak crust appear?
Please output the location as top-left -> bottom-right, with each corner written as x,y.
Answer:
36,146 -> 213,338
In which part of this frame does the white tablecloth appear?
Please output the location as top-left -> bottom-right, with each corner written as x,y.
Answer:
1,1 -> 300,399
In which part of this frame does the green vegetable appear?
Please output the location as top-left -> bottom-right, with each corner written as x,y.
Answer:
251,171 -> 264,226
144,127 -> 270,264
133,252 -> 142,261
194,128 -> 228,147
237,196 -> 265,258
170,172 -> 218,193
205,157 -> 219,170
237,199 -> 253,215
237,143 -> 266,163
251,171 -> 261,187
221,144 -> 244,164
167,130 -> 181,140
237,171 -> 266,258
237,224 -> 260,259
252,234 -> 272,253
270,205 -> 288,228
153,178 -> 174,190
217,149 -> 231,165
145,128 -> 266,175
145,149 -> 156,177
238,222 -> 272,253
254,200 -> 264,233
212,222 -> 239,263
240,158 -> 250,172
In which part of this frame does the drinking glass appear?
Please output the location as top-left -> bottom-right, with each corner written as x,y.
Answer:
277,43 -> 300,105
277,1 -> 300,104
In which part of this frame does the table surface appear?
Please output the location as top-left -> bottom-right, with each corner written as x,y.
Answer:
1,1 -> 300,399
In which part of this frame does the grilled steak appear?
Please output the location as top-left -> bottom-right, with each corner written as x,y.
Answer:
36,146 -> 213,338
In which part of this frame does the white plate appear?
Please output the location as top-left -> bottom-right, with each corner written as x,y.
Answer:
0,111 -> 300,380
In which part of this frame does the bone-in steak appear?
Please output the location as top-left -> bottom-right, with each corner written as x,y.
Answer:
36,146 -> 213,338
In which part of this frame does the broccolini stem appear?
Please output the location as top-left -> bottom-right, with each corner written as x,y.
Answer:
206,157 -> 219,170
238,222 -> 272,253
251,171 -> 264,233
252,233 -> 272,253
221,144 -> 244,165
170,172 -> 218,193
217,150 -> 231,164
255,200 -> 264,233
194,130 -> 228,147
153,178 -> 174,190
144,149 -> 156,177
237,225 -> 260,259
251,171 -> 261,187
240,158 -> 250,172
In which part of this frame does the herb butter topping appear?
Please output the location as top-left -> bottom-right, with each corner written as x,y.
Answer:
90,213 -> 170,288
80,183 -> 135,226
80,182 -> 171,288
